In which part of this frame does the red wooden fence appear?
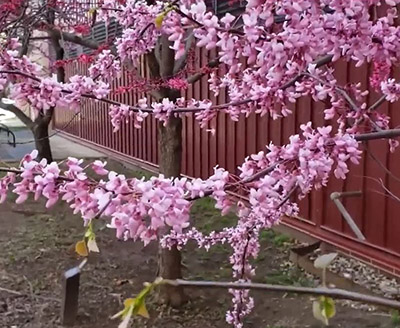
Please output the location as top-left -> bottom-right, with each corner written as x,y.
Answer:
55,49 -> 400,275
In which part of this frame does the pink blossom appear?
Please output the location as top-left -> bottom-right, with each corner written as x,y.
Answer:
89,50 -> 121,80
166,77 -> 188,90
92,160 -> 109,176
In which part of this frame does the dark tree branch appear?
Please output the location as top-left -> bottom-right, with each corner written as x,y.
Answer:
18,28 -> 31,58
186,56 -> 220,85
368,95 -> 387,112
354,129 -> 400,141
173,32 -> 194,74
0,101 -> 34,129
281,55 -> 333,89
47,29 -> 101,50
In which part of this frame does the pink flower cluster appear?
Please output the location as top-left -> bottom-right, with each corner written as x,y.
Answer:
381,79 -> 400,103
89,50 -> 121,80
0,121 -> 363,326
2,123 -> 360,240
166,77 -> 188,90
0,172 -> 15,203
161,123 -> 361,326
103,0 -> 163,65
370,60 -> 391,91
12,77 -> 64,111
109,100 -> 148,132
2,1 -> 400,327
0,44 -> 111,113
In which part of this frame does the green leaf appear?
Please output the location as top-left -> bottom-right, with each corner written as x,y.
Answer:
137,302 -> 149,318
113,278 -> 165,325
321,296 -> 336,320
154,6 -> 175,28
314,253 -> 338,269
313,300 -> 328,326
85,221 -> 95,238
88,7 -> 97,15
313,296 -> 335,326
155,13 -> 165,28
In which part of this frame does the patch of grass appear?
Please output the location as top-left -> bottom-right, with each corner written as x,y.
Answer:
391,310 -> 400,327
264,268 -> 314,287
129,169 -> 154,180
196,243 -> 231,260
254,252 -> 268,263
191,197 -> 237,234
259,229 -> 292,248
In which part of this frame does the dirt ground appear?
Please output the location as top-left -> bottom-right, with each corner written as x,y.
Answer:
0,160 -> 396,328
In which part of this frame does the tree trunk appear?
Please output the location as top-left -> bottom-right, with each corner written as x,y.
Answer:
157,115 -> 187,306
32,110 -> 54,162
147,35 -> 187,306
29,30 -> 65,163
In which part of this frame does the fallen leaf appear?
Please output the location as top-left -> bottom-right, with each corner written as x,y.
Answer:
137,302 -> 150,318
75,240 -> 88,257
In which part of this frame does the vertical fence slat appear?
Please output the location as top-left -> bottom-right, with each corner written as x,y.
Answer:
54,43 -> 400,274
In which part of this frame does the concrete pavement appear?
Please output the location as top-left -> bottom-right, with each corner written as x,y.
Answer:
0,117 -> 104,162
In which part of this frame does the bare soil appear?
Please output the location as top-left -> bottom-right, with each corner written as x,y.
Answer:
0,160 -> 395,328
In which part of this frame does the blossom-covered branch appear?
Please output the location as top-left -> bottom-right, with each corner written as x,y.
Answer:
2,0 -> 400,326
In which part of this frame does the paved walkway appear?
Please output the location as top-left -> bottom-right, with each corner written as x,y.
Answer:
0,117 -> 104,162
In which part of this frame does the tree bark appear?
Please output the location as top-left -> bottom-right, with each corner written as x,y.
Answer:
157,112 -> 186,307
148,35 -> 187,306
32,110 -> 54,162
30,27 -> 65,162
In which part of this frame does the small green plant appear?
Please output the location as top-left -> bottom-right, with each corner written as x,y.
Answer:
259,229 -> 292,248
391,310 -> 400,327
114,278 -> 164,328
265,268 -> 313,287
312,253 -> 338,326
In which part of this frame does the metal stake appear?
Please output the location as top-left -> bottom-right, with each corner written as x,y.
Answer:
60,258 -> 87,326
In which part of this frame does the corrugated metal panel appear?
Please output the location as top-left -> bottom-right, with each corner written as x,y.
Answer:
65,18 -> 123,58
205,0 -> 245,16
82,19 -> 123,55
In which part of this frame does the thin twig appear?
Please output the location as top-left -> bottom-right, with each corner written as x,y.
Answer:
276,183 -> 298,208
368,95 -> 387,112
0,286 -> 59,302
365,147 -> 400,184
0,286 -> 24,296
378,178 -> 400,204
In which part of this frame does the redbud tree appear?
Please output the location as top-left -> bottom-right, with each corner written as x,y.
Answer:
1,0 -> 400,327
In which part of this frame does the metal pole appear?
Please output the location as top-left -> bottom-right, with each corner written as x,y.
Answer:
330,191 -> 365,241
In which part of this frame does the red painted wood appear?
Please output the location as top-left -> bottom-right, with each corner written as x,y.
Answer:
55,53 -> 400,275
201,49 -> 210,179
186,69 -> 195,177
193,47 -> 202,178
